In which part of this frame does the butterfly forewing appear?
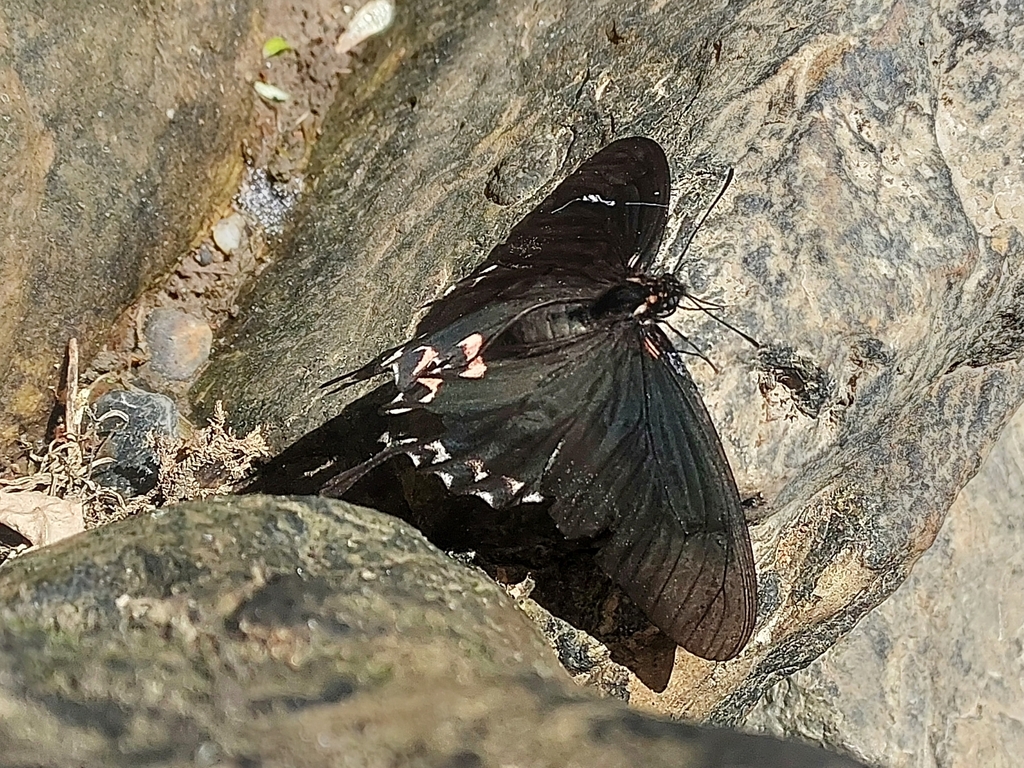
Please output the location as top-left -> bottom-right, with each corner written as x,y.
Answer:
416,138 -> 670,336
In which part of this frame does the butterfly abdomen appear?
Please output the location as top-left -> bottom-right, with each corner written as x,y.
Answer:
496,280 -> 657,354
492,302 -> 592,351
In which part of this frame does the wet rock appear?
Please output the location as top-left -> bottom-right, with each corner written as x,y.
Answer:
192,0 -> 1024,729
144,308 -> 213,381
0,495 -> 866,768
0,0 -> 258,450
90,389 -> 179,495
236,166 -> 301,236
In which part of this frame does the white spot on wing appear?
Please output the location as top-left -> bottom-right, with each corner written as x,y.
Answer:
423,440 -> 451,464
474,490 -> 497,506
460,357 -> 487,379
457,333 -> 485,360
504,477 -> 525,495
552,194 -> 616,214
411,346 -> 440,376
382,348 -> 404,366
543,438 -> 566,474
522,492 -> 544,503
387,407 -> 413,415
416,376 -> 443,404
467,460 -> 488,482
436,471 -> 454,488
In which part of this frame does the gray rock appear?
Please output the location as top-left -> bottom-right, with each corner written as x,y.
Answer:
192,0 -> 1024,726
742,401 -> 1024,767
0,0 -> 257,450
144,307 -> 214,381
90,389 -> 179,495
0,495 -> 866,768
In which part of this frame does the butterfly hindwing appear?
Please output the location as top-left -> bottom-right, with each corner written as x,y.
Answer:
378,321 -> 755,659
581,327 -> 756,660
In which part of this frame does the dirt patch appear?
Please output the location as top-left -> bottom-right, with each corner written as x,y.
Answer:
0,0 -> 393,563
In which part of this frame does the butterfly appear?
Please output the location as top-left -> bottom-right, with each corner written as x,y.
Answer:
322,137 -> 757,661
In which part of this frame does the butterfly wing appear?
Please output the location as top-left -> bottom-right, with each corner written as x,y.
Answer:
416,136 -> 670,335
328,137 -> 670,392
575,327 -> 756,661
381,323 -> 755,660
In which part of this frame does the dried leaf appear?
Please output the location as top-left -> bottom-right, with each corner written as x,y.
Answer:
0,491 -> 85,548
335,0 -> 395,54
254,81 -> 290,103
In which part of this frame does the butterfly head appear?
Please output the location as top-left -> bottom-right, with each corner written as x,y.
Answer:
631,273 -> 688,321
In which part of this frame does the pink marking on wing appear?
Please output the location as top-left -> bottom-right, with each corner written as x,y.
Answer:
643,337 -> 661,358
457,333 -> 485,361
411,346 -> 440,376
459,356 -> 488,379
417,377 -> 444,403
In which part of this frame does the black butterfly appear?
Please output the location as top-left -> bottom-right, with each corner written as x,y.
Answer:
323,137 -> 757,660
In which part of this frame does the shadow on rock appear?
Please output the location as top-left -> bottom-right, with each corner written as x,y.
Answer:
246,382 -> 677,692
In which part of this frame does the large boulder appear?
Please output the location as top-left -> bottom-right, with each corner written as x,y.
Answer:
0,0 -> 258,449
192,0 -> 1024,724
0,494 -> 864,768
743,400 -> 1024,766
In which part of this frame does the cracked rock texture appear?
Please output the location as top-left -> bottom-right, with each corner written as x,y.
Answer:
0,494 -> 866,768
0,0 -> 257,448
743,401 -> 1024,768
194,0 -> 1024,727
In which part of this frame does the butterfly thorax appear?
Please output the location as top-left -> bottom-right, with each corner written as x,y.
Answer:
494,274 -> 685,354
594,274 -> 685,322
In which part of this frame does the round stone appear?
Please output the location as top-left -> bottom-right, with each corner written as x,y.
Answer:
144,307 -> 213,381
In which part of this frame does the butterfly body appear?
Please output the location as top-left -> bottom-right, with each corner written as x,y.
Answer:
324,138 -> 757,661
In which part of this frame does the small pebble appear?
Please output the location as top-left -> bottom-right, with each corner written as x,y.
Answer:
212,213 -> 246,255
144,308 -> 213,381
194,244 -> 215,266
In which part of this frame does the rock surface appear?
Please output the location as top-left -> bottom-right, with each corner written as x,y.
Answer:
0,495 -> 866,768
742,401 -> 1024,767
192,0 -> 1024,725
0,0 -> 258,449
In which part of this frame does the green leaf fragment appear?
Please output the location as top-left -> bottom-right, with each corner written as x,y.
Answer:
262,36 -> 293,58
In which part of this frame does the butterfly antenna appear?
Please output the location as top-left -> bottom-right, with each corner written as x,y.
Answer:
661,322 -> 719,373
681,293 -> 727,312
670,167 -> 734,273
698,309 -> 761,348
